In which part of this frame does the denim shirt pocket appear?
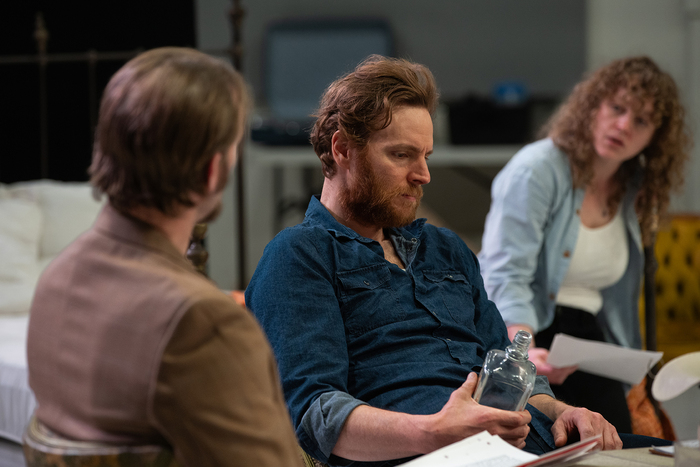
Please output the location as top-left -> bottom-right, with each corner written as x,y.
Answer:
423,270 -> 475,327
337,264 -> 405,336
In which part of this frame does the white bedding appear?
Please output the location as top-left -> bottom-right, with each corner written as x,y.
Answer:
0,315 -> 35,444
0,180 -> 102,467
0,179 -> 102,443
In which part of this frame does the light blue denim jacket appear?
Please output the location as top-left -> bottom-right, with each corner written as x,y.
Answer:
478,139 -> 643,349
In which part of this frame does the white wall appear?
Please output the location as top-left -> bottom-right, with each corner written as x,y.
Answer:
662,385 -> 700,441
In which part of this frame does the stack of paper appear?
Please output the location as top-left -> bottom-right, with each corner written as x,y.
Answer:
400,431 -> 601,467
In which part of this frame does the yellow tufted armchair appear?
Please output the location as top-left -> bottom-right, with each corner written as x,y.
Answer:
640,214 -> 700,362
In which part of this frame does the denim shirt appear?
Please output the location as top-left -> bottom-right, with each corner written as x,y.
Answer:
246,195 -> 554,466
479,139 -> 643,350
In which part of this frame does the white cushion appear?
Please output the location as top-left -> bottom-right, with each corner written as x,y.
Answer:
0,281 -> 39,316
10,180 -> 104,259
0,196 -> 42,283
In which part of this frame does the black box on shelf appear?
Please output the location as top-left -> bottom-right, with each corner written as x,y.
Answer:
447,95 -> 530,145
447,95 -> 559,145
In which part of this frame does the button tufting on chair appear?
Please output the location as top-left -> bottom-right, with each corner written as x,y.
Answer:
641,215 -> 700,362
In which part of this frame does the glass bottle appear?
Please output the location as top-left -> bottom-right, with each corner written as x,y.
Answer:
473,330 -> 536,411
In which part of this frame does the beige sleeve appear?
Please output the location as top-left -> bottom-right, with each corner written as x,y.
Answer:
152,296 -> 303,467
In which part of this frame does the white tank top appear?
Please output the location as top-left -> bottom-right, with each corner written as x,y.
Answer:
555,209 -> 628,314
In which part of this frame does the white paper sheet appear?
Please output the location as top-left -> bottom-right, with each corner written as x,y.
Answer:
546,333 -> 663,385
399,431 -> 535,467
399,431 -> 601,467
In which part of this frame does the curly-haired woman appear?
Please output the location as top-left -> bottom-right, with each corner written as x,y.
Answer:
478,56 -> 692,433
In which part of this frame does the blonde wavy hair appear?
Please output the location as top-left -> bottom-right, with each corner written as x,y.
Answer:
543,56 -> 692,246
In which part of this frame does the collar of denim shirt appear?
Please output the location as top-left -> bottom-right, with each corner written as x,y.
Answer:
305,194 -> 427,267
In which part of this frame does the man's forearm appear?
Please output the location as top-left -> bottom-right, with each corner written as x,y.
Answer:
331,373 -> 533,461
527,394 -> 568,421
332,405 -> 433,462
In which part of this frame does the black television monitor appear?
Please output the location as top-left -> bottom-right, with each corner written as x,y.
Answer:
264,18 -> 394,121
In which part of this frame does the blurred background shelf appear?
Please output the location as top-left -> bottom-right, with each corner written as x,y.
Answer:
248,142 -> 522,167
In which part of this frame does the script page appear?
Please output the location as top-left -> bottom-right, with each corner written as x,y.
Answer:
400,432 -> 601,467
547,333 -> 662,385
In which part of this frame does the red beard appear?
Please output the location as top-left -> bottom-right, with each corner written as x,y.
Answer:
340,151 -> 423,229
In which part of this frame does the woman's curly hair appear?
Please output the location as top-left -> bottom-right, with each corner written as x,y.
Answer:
310,54 -> 438,178
543,56 -> 692,246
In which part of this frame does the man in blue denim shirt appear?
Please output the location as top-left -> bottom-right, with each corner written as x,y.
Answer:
245,55 -> 622,467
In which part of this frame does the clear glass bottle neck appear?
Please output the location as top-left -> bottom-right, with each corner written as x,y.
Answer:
507,331 -> 532,361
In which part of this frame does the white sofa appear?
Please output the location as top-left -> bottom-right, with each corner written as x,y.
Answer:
0,179 -> 104,466
0,180 -> 105,316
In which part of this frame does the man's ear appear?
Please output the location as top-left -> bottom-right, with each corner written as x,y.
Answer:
205,153 -> 223,194
331,130 -> 352,170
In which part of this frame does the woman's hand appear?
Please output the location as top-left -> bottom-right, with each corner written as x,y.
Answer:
528,347 -> 578,385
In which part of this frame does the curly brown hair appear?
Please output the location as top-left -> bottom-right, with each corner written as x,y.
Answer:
544,56 -> 692,246
90,47 -> 250,215
310,54 -> 438,178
